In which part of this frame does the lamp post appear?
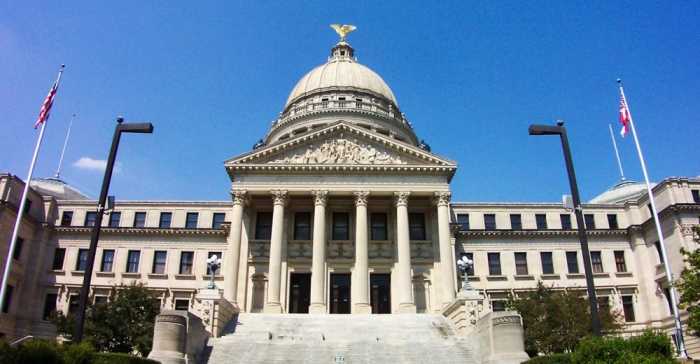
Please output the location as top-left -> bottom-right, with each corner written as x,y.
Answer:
74,117 -> 153,343
457,256 -> 474,291
205,255 -> 222,289
528,120 -> 602,337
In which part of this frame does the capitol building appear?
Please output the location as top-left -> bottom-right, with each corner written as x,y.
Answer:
0,30 -> 698,360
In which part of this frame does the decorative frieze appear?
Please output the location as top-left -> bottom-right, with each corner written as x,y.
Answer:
328,241 -> 353,259
410,241 -> 432,259
249,241 -> 271,258
368,241 -> 393,259
288,241 -> 313,259
492,316 -> 522,326
155,314 -> 187,325
270,138 -> 407,165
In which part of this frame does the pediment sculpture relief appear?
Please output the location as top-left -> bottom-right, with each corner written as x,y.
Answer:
270,138 -> 407,165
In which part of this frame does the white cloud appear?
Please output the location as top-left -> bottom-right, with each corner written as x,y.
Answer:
73,157 -> 122,173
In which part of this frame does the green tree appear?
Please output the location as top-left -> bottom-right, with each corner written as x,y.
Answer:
50,281 -> 160,356
676,225 -> 700,338
507,282 -> 623,355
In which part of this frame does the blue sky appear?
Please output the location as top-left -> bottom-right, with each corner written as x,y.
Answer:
1,1 -> 698,203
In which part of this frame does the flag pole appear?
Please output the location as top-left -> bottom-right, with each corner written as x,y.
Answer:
55,114 -> 75,179
608,124 -> 626,182
0,65 -> 65,317
617,79 -> 688,359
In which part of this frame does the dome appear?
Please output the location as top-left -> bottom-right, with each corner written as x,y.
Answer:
30,178 -> 91,200
589,180 -> 650,204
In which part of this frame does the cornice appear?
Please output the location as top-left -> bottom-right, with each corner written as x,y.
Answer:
640,203 -> 700,231
457,229 -> 628,237
53,227 -> 227,236
0,200 -> 43,229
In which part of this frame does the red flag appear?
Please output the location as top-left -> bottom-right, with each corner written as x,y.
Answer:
619,96 -> 630,137
35,80 -> 59,129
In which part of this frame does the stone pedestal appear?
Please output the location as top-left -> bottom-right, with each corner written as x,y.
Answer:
441,289 -> 484,338
148,310 -> 208,364
475,312 -> 530,364
195,288 -> 239,338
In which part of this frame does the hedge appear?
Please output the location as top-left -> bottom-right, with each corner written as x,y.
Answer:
0,339 -> 160,364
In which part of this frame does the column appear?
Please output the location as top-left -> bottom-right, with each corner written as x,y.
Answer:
265,189 -> 288,313
394,191 -> 416,313
224,189 -> 247,305
435,191 -> 456,307
309,190 -> 328,314
354,191 -> 371,314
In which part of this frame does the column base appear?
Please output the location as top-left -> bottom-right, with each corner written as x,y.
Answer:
354,303 -> 372,314
309,304 -> 327,314
264,302 -> 283,313
397,303 -> 416,314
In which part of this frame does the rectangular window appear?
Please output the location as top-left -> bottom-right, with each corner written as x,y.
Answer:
175,299 -> 189,311
614,251 -> 627,272
409,213 -> 426,240
212,213 -> 226,229
100,250 -> 115,272
622,296 -> 635,322
514,252 -> 528,275
457,214 -> 470,231
255,212 -> 273,239
460,253 -> 474,276
126,250 -> 140,273
560,214 -> 572,229
69,295 -> 79,314
185,212 -> 198,229
94,296 -> 108,305
566,251 -> 579,274
133,212 -> 147,227
654,241 -> 663,263
488,253 -> 501,275
206,252 -> 222,274
484,214 -> 496,230
535,214 -> 548,230
85,211 -> 97,227
663,288 -> 674,315
607,214 -> 619,229
76,249 -> 89,271
60,211 -> 73,226
43,294 -> 58,320
371,213 -> 388,240
2,285 -> 13,313
152,251 -> 167,274
510,214 -> 522,230
159,212 -> 172,228
12,238 -> 23,261
52,248 -> 66,270
24,199 -> 32,214
584,214 -> 596,229
598,296 -> 610,310
492,301 -> 506,312
107,211 -> 120,227
591,251 -> 603,273
179,252 -> 194,274
294,212 -> 311,240
332,212 -> 350,240
541,252 -> 554,274
692,190 -> 700,203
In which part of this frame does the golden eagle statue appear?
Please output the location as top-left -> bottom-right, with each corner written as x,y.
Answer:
330,24 -> 357,42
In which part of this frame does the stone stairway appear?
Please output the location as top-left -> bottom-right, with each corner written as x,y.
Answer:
198,313 -> 480,364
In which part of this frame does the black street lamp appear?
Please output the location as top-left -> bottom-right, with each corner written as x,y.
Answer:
74,117 -> 153,343
529,120 -> 602,337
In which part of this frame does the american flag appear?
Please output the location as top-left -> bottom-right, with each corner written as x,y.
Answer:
34,79 -> 59,129
619,96 -> 630,137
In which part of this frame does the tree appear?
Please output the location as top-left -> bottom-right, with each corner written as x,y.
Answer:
50,281 -> 160,356
507,282 -> 622,355
676,225 -> 700,338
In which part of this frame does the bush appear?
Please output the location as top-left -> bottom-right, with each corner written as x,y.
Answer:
570,331 -> 675,364
0,339 -> 159,364
93,352 -> 161,364
523,353 -> 572,363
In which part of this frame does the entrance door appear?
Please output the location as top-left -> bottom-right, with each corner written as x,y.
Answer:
329,274 -> 351,314
370,274 -> 391,314
288,273 -> 311,314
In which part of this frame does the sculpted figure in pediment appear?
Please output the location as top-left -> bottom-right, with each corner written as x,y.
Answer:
270,138 -> 407,165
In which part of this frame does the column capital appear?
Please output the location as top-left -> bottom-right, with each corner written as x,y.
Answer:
230,189 -> 248,205
270,189 -> 288,206
434,191 -> 452,206
354,191 -> 370,206
311,190 -> 329,206
393,191 -> 411,207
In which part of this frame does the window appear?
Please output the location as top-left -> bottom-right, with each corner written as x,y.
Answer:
152,251 -> 167,274
12,238 -> 23,261
159,212 -> 172,228
598,296 -> 610,310
185,212 -> 198,228
133,212 -> 147,227
52,248 -> 66,270
692,190 -> 700,203
2,285 -> 13,313
460,253 -> 474,276
94,296 -> 108,305
76,249 -> 89,271
255,212 -> 272,239
179,252 -> 194,274
371,213 -> 388,240
560,214 -> 572,229
488,253 -> 501,275
622,296 -> 635,322
212,213 -> 226,229
614,251 -> 627,272
68,295 -> 79,314
607,214 -> 619,229
85,211 -> 97,227
566,251 -> 579,273
23,199 -> 32,214
108,212 -> 121,227
536,214 -> 547,230
663,288 -> 674,315
60,211 -> 73,226
541,252 -> 554,274
206,252 -> 222,274
43,294 -> 58,320
332,212 -> 350,240
591,251 -> 603,273
492,301 -> 506,312
484,214 -> 496,230
510,214 -> 522,230
126,250 -> 140,273
584,214 -> 596,229
175,299 -> 189,311
100,250 -> 115,272
514,252 -> 528,275
294,212 -> 311,240
654,241 -> 663,263
409,213 -> 426,240
457,214 -> 470,231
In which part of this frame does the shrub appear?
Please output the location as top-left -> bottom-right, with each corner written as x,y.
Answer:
523,353 -> 572,363
93,352 -> 161,364
570,331 -> 675,364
